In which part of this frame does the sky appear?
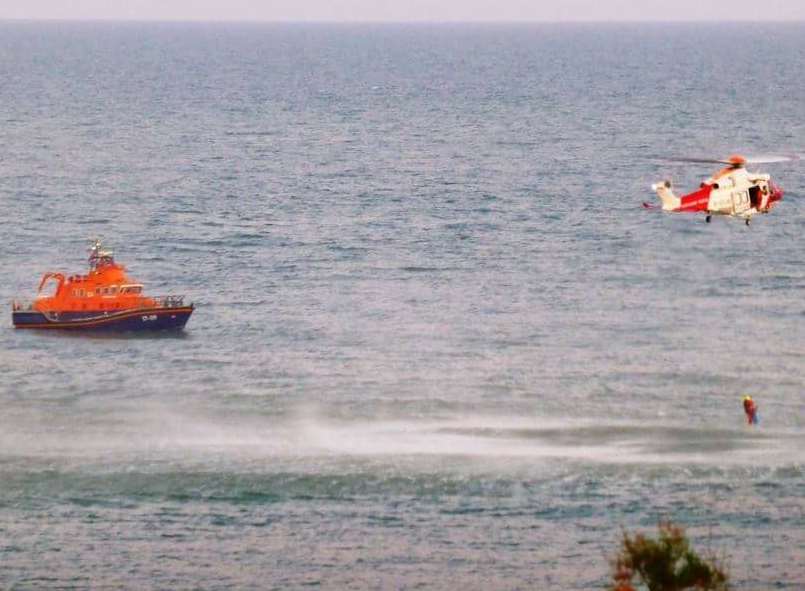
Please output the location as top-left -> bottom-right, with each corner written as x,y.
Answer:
1,0 -> 804,22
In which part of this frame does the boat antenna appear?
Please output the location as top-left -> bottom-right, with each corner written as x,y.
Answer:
88,238 -> 113,270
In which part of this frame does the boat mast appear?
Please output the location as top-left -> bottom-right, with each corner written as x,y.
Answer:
88,239 -> 114,270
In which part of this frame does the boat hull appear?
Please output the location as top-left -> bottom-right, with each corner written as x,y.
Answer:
12,306 -> 193,331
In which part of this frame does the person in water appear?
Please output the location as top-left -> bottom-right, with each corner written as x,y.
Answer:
742,395 -> 759,425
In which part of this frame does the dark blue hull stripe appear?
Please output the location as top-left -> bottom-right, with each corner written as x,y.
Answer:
12,307 -> 193,331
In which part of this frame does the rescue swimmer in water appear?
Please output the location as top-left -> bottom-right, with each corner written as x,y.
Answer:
742,395 -> 759,426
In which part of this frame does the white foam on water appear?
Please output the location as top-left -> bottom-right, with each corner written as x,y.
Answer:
4,403 -> 799,470
291,413 -> 801,467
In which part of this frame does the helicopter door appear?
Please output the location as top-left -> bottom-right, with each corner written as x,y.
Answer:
748,186 -> 760,209
731,190 -> 749,214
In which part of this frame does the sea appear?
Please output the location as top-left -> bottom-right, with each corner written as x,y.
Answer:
0,22 -> 803,590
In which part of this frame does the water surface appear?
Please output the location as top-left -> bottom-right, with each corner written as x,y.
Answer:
0,22 -> 804,589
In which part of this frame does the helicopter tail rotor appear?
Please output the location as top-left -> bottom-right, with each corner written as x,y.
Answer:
650,180 -> 680,211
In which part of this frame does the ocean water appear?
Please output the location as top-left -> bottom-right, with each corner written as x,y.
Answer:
0,22 -> 804,589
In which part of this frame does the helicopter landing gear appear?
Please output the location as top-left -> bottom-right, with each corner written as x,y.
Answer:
705,215 -> 712,223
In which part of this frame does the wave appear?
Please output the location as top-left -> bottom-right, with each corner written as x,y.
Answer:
224,130 -> 277,137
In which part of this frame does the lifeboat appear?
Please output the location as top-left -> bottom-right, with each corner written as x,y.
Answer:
11,240 -> 193,331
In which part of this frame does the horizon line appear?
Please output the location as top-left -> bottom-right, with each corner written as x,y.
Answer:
1,17 -> 804,25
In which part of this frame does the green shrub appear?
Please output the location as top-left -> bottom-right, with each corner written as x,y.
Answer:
610,522 -> 729,591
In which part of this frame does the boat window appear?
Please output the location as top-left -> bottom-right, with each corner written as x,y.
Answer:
130,286 -> 142,294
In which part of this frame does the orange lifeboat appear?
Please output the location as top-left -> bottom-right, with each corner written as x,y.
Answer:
12,240 -> 193,331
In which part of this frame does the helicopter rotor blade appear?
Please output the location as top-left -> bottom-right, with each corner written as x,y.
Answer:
664,154 -> 800,166
742,154 -> 800,164
665,157 -> 731,165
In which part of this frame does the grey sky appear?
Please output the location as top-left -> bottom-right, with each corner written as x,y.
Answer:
1,0 -> 804,22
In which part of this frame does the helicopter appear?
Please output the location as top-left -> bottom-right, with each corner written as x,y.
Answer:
646,155 -> 791,225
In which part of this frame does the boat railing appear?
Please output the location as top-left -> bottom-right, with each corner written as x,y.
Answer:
151,295 -> 187,308
12,296 -> 189,312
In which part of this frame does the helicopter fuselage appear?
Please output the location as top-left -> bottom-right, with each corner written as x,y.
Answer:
651,167 -> 783,221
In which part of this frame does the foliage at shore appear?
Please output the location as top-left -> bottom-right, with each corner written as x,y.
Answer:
610,522 -> 729,591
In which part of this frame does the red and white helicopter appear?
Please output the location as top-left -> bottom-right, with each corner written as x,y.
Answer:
646,154 -> 791,225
